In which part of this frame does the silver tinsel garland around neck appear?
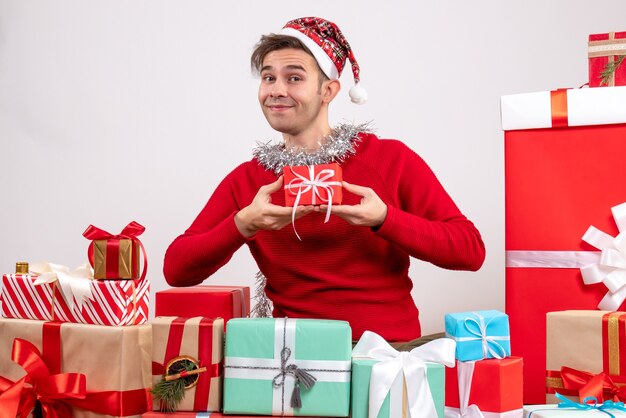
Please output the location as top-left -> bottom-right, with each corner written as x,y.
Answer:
252,122 -> 372,174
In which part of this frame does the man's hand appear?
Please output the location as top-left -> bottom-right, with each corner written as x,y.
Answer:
235,176 -> 314,237
319,181 -> 388,228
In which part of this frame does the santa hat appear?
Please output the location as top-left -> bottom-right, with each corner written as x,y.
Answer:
280,17 -> 368,104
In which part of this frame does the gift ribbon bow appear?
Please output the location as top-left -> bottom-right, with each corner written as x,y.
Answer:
272,345 -> 317,409
352,330 -> 456,418
29,262 -> 95,312
0,338 -> 87,418
561,366 -> 626,403
284,166 -> 341,241
83,221 -> 148,280
580,202 -> 626,310
555,393 -> 626,418
0,327 -> 152,418
443,361 -> 485,418
451,313 -> 509,359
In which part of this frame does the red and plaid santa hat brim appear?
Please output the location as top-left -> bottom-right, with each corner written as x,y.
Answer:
279,17 -> 367,104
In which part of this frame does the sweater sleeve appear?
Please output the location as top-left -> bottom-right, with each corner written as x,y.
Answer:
373,142 -> 486,271
163,167 -> 253,287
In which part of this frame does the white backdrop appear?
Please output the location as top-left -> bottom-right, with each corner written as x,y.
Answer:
1,0 -> 625,334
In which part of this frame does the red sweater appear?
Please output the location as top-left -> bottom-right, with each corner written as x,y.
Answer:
163,133 -> 485,341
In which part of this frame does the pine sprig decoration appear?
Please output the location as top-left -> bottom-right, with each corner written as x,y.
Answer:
152,377 -> 187,413
151,359 -> 197,413
600,55 -> 625,86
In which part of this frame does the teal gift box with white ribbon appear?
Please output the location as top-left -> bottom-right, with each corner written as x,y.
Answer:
444,310 -> 511,361
351,331 -> 455,418
223,318 -> 352,416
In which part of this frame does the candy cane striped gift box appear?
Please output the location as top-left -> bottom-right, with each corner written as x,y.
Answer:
1,273 -> 149,326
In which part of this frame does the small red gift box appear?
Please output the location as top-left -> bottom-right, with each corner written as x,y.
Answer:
283,163 -> 342,206
83,221 -> 147,280
501,87 -> 626,403
588,31 -> 626,87
445,357 -> 523,417
155,285 -> 250,325
152,317 -> 224,412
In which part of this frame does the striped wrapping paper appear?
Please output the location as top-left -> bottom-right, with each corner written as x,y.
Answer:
0,273 -> 149,325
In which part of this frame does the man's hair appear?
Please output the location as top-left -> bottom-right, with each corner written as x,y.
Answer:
250,34 -> 329,84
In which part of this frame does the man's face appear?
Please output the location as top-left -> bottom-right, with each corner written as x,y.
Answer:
258,48 -> 327,137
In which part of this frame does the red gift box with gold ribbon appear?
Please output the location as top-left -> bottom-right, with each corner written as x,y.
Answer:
588,31 -> 626,87
152,317 -> 224,412
0,318 -> 152,417
83,221 -> 148,280
501,87 -> 626,404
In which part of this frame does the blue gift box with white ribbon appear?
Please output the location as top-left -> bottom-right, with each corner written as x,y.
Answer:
444,310 -> 511,361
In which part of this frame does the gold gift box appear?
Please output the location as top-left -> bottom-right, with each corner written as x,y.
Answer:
93,238 -> 140,280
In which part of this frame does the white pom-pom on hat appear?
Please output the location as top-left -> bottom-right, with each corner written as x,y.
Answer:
349,83 -> 368,105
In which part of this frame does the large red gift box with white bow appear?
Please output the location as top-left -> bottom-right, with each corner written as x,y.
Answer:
501,86 -> 626,403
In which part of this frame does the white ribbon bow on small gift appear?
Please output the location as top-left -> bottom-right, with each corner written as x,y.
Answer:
444,361 -> 485,418
580,202 -> 626,311
30,261 -> 95,310
352,331 -> 456,418
284,165 -> 342,241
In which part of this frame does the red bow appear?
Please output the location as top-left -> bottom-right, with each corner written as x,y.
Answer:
0,339 -> 87,418
0,338 -> 152,417
83,221 -> 148,280
561,366 -> 626,403
83,221 -> 145,242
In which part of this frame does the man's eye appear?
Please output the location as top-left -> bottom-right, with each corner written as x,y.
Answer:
263,75 -> 275,82
289,76 -> 301,82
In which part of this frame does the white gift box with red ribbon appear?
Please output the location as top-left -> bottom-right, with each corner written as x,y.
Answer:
501,86 -> 626,131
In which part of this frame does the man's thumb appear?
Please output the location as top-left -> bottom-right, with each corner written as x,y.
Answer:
264,175 -> 284,193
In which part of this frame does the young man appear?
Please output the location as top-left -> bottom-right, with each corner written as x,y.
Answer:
163,17 -> 485,343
